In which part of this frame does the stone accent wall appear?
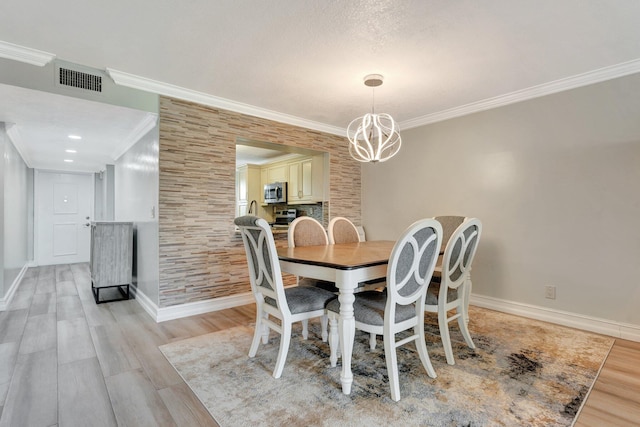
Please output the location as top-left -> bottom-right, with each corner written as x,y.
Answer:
158,97 -> 361,307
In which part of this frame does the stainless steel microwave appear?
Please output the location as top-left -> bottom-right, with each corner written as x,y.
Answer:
264,182 -> 287,204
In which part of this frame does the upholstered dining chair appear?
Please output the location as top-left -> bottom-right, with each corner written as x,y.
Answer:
328,216 -> 361,244
288,216 -> 336,288
328,216 -> 383,293
434,216 -> 467,255
288,216 -> 337,336
288,216 -> 328,248
424,218 -> 482,365
235,215 -> 336,378
433,215 -> 468,319
327,218 -> 442,401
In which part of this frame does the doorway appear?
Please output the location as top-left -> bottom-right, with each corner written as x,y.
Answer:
35,170 -> 94,266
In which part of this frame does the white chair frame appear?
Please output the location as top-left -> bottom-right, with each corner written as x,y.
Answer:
327,218 -> 442,401
236,215 -> 334,378
424,218 -> 482,365
287,215 -> 333,336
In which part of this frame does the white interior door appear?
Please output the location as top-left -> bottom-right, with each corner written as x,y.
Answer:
36,171 -> 94,266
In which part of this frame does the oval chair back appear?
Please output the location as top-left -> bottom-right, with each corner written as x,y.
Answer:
425,217 -> 482,365
235,215 -> 335,378
328,216 -> 360,244
288,216 -> 328,248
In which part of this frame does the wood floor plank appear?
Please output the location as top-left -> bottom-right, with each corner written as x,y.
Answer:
29,291 -> 56,317
18,312 -> 57,354
118,315 -> 183,389
58,357 -> 117,427
57,317 -> 96,364
105,369 -> 176,427
0,342 -> 19,385
57,294 -> 85,321
7,289 -> 34,311
0,348 -> 57,427
35,268 -> 56,295
0,342 -> 19,412
0,309 -> 28,344
56,280 -> 78,297
82,301 -> 118,327
107,299 -> 145,317
55,265 -> 74,283
158,316 -> 219,343
158,382 -> 218,427
90,323 -> 142,377
14,275 -> 36,293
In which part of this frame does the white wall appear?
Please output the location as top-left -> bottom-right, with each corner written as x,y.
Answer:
1,123 -> 29,300
114,123 -> 160,305
362,72 -> 640,327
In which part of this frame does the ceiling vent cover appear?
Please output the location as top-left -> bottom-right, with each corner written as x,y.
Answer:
58,67 -> 102,92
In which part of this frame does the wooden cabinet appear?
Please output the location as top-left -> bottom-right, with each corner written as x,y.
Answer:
259,154 -> 326,205
236,165 -> 262,216
288,158 -> 313,202
266,164 -> 288,183
90,221 -> 133,303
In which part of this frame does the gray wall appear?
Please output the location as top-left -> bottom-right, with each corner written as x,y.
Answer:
114,123 -> 160,305
1,123 -> 29,298
362,72 -> 640,326
94,166 -> 115,221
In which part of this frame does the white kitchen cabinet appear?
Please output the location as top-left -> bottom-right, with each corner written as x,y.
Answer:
90,221 -> 133,304
259,155 -> 325,205
236,165 -> 262,216
266,164 -> 288,183
288,158 -> 313,202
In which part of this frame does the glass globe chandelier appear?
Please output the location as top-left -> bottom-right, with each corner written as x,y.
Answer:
347,74 -> 401,163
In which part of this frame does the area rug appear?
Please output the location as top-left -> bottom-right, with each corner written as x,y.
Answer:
159,307 -> 613,427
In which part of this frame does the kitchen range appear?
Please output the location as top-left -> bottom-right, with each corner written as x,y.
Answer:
271,209 -> 297,229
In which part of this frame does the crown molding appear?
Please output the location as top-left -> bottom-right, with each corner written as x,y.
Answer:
400,58 -> 640,130
111,112 -> 158,161
0,40 -> 55,67
5,124 -> 33,167
106,68 -> 346,137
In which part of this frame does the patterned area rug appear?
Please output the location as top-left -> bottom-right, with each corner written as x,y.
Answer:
159,307 -> 613,427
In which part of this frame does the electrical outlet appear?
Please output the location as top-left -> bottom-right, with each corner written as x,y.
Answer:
545,285 -> 556,299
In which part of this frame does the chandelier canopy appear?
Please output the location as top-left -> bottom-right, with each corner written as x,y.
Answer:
347,74 -> 401,163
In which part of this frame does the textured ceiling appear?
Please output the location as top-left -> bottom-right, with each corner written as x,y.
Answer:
1,1 -> 640,171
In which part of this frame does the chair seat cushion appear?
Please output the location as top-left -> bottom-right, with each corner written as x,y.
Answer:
326,290 -> 417,326
426,282 -> 458,305
266,286 -> 336,314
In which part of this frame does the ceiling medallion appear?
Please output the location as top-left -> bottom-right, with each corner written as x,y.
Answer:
347,74 -> 401,163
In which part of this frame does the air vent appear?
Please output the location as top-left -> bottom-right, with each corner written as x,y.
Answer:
58,67 -> 102,92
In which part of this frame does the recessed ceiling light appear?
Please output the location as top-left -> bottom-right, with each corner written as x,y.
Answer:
64,159 -> 74,163
65,149 -> 77,153
68,135 -> 82,140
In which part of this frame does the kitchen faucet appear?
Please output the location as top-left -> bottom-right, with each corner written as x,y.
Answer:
248,199 -> 257,215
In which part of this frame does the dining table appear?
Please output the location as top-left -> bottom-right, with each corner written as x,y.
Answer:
276,240 -> 395,395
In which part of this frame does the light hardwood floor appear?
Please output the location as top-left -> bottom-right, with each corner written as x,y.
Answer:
0,264 -> 637,426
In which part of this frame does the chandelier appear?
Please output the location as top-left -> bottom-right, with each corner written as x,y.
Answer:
347,74 -> 401,163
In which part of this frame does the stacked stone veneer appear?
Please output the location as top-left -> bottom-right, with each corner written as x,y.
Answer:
158,97 -> 361,307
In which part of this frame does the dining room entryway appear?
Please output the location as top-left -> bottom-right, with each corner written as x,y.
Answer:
34,170 -> 94,266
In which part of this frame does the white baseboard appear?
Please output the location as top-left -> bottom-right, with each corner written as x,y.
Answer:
471,294 -> 640,342
0,264 -> 29,311
132,286 -> 254,323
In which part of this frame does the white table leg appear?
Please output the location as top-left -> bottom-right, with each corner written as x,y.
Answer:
337,271 -> 356,395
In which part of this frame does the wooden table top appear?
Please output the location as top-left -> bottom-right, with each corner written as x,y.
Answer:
277,240 -> 395,270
